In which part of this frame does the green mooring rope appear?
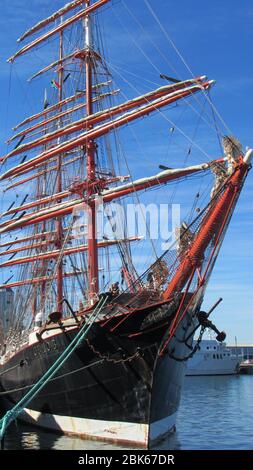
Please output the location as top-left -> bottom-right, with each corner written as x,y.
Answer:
0,295 -> 108,446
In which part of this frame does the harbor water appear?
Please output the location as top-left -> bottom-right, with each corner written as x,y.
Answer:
2,375 -> 253,450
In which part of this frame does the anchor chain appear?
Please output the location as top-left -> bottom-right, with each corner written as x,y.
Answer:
168,324 -> 206,362
85,338 -> 142,364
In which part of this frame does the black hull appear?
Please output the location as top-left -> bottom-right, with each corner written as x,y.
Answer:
0,301 -> 197,447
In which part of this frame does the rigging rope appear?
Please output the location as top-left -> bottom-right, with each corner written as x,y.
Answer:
40,214 -> 76,313
108,61 -> 212,160
112,3 -> 223,139
143,0 -> 233,136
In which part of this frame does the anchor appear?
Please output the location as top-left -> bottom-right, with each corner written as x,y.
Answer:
197,311 -> 226,342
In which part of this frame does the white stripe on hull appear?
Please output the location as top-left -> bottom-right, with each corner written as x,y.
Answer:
149,412 -> 177,446
23,408 -> 149,448
21,408 -> 177,448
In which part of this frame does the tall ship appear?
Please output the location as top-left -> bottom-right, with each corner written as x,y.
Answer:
0,0 -> 251,448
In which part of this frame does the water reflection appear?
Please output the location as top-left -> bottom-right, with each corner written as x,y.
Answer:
3,375 -> 253,450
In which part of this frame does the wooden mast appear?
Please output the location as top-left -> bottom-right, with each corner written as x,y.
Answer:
34,91 -> 49,316
85,0 -> 99,302
56,22 -> 64,312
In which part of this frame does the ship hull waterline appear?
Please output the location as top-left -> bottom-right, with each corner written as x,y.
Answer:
0,301 -> 197,448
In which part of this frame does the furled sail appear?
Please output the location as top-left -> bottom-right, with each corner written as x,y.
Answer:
0,80 -> 214,179
8,0 -> 111,62
0,159 -> 220,235
13,81 -> 111,131
8,91 -> 119,144
18,1 -> 89,42
3,79 -> 209,162
0,237 -> 141,268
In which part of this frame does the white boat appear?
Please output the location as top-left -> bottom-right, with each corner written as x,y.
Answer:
239,360 -> 253,375
186,340 -> 241,376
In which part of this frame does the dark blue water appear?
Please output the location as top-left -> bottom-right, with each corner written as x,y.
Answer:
3,375 -> 253,450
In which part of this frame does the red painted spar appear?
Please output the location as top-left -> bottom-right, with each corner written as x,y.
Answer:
0,237 -> 141,268
0,160 -> 217,234
0,81 -> 213,179
3,78 -> 208,162
8,0 -> 112,62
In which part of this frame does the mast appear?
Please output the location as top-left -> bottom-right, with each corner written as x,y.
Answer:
56,22 -> 64,312
40,96 -> 50,312
85,1 -> 99,302
1,0 -> 223,314
34,90 -> 49,316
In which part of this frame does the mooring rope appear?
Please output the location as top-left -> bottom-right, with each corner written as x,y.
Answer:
0,295 -> 108,448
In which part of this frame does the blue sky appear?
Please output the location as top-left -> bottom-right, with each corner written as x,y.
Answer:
0,0 -> 252,343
